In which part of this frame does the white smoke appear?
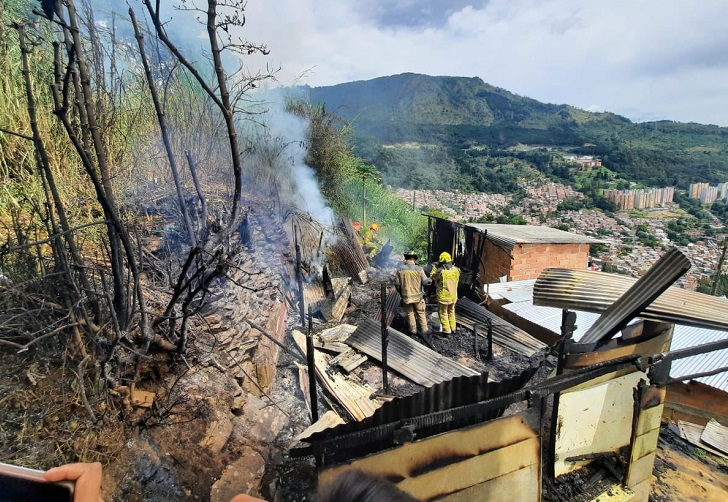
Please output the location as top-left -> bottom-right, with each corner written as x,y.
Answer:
241,91 -> 337,277
257,94 -> 335,227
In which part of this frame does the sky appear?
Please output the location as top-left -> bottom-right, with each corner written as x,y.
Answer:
217,0 -> 727,127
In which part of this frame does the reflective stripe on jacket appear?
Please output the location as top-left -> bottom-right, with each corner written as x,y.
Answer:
431,264 -> 460,304
395,262 -> 429,304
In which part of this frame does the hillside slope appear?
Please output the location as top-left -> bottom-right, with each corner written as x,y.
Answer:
306,73 -> 728,190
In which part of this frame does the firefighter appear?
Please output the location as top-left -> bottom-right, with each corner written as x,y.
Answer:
430,251 -> 460,336
362,222 -> 382,258
394,252 -> 431,336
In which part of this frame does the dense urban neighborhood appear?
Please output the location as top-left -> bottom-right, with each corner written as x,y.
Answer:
396,174 -> 727,290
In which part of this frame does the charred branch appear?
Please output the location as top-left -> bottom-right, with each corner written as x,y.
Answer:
129,8 -> 197,248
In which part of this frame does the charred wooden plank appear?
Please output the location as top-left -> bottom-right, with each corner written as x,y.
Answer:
292,330 -> 384,421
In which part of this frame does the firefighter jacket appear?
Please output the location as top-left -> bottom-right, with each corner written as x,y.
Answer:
431,263 -> 460,304
395,260 -> 431,304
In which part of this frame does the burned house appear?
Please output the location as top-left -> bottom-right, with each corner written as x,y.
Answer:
426,216 -> 600,286
290,239 -> 728,501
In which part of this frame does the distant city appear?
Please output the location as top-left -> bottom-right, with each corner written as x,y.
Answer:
396,169 -> 727,290
603,187 -> 675,211
688,182 -> 728,205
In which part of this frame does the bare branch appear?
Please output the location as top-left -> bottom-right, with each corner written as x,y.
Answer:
0,127 -> 34,141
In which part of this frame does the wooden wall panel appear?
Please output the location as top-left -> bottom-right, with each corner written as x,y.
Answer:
438,463 -> 540,502
555,371 -> 644,476
320,409 -> 541,501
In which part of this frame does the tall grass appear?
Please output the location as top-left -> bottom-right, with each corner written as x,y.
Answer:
339,176 -> 428,255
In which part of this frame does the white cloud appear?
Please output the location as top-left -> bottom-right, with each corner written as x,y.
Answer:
226,0 -> 728,125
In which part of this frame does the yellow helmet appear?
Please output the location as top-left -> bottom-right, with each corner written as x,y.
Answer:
370,223 -> 379,232
439,252 -> 452,263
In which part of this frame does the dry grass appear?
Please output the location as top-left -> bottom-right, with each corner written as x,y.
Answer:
0,349 -> 128,470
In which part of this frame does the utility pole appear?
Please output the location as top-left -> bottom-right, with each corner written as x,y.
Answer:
711,237 -> 727,296
362,175 -> 366,227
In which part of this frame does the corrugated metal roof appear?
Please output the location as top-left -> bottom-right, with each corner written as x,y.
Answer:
371,286 -> 399,327
303,282 -> 326,314
299,368 -> 538,464
457,298 -> 548,356
577,248 -> 691,342
331,218 -> 370,283
502,300 -> 602,342
485,279 -> 537,303
533,268 -> 728,332
345,319 -> 479,387
670,325 -> 728,393
497,275 -> 728,393
467,224 -> 600,250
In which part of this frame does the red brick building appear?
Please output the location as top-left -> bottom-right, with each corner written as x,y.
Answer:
468,224 -> 599,283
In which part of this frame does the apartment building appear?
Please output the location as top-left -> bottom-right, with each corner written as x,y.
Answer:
603,187 -> 674,211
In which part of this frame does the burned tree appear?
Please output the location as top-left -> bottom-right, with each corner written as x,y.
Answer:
134,0 -> 276,351
0,0 -> 277,400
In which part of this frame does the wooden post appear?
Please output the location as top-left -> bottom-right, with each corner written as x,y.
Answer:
306,306 -> 318,423
295,226 -> 306,328
548,309 -> 576,480
427,216 -> 432,263
381,283 -> 389,393
711,237 -> 727,295
362,176 -> 367,227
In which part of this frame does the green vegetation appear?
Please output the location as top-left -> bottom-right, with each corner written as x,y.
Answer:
635,224 -> 661,247
711,200 -> 728,225
288,102 -> 428,254
697,273 -> 728,297
589,243 -> 609,256
308,73 -> 728,198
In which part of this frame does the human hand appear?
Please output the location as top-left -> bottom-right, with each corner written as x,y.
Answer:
229,494 -> 265,502
44,462 -> 103,502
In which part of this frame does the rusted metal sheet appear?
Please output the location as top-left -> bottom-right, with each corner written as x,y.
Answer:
574,249 -> 691,342
372,285 -> 399,327
533,267 -> 728,332
297,367 -> 538,465
319,408 -> 541,502
330,218 -> 369,284
457,298 -> 548,357
345,318 -> 479,387
303,282 -> 326,314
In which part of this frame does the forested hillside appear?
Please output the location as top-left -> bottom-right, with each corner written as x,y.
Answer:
307,73 -> 728,192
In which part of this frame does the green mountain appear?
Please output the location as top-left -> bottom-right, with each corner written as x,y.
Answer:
306,73 -> 728,193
